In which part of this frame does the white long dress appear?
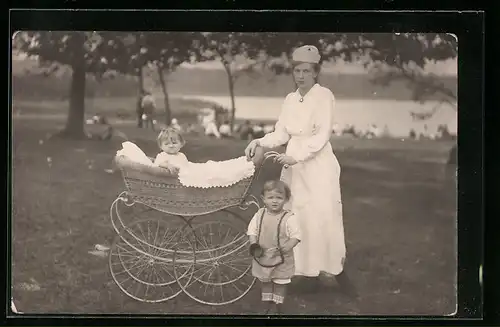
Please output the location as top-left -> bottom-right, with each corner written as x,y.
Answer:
256,83 -> 346,276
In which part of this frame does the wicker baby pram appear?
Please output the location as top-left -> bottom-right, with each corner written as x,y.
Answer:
108,151 -> 283,306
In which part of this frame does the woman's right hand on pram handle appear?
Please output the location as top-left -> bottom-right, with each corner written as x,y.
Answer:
244,140 -> 260,160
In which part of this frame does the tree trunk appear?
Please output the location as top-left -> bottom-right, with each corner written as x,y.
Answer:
157,65 -> 171,125
223,63 -> 236,132
60,32 -> 86,139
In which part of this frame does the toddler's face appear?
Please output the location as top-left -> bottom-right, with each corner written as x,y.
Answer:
262,189 -> 287,214
160,134 -> 183,154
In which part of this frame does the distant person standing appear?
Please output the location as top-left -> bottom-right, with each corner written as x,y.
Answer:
141,91 -> 156,130
201,107 -> 221,139
239,120 -> 254,140
219,120 -> 232,138
409,128 -> 417,140
136,89 -> 145,128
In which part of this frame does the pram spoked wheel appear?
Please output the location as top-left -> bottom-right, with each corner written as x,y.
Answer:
109,218 -> 194,303
173,210 -> 256,306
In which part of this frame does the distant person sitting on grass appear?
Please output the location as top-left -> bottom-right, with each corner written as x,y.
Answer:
86,114 -> 113,141
252,123 -> 265,139
219,120 -> 232,138
342,124 -> 358,138
332,123 -> 342,137
186,123 -> 201,135
263,124 -> 275,135
365,124 -> 381,139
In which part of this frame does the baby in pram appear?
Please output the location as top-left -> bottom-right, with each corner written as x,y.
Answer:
116,127 -> 265,188
153,127 -> 189,174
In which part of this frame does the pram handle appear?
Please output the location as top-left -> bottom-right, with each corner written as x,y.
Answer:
264,151 -> 290,169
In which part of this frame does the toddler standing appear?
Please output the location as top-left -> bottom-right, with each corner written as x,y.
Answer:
247,180 -> 301,314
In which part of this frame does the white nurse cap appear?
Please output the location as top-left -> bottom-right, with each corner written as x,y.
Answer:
292,45 -> 321,64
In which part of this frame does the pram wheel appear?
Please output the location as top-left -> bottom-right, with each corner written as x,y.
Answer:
109,218 -> 194,303
173,211 -> 256,306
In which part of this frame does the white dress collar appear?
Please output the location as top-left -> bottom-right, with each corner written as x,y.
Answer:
296,83 -> 319,99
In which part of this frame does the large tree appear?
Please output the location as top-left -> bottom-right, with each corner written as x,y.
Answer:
13,31 -> 119,139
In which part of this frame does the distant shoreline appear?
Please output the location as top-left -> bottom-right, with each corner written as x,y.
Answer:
12,68 -> 457,102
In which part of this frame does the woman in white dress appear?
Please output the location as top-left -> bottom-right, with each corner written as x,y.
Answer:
245,45 -> 356,295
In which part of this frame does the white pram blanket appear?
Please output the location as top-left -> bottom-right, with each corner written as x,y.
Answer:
115,141 -> 255,188
179,157 -> 255,188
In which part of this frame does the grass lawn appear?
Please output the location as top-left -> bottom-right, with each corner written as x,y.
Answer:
11,111 -> 457,315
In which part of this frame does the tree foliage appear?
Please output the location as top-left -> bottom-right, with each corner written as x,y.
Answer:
13,31 -> 201,134
357,33 -> 458,119
13,32 -> 458,137
261,33 -> 457,121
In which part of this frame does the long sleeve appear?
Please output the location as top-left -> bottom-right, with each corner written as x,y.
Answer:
256,97 -> 291,148
291,91 -> 335,163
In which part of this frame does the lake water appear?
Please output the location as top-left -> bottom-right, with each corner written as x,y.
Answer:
175,95 -> 457,137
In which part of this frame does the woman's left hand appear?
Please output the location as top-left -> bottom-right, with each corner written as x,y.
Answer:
276,154 -> 297,166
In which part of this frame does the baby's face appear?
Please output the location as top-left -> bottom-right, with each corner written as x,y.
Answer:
160,135 -> 183,154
